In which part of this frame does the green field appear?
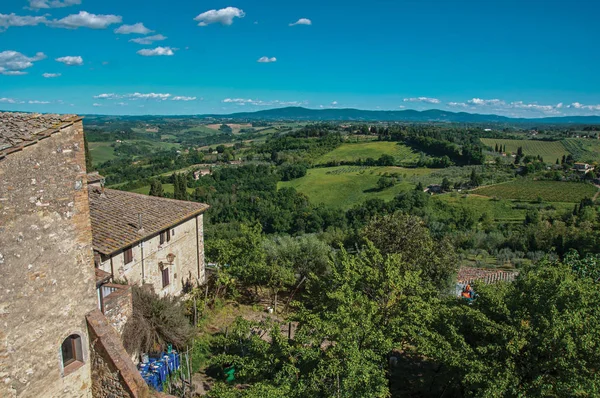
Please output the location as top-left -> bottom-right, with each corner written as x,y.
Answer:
562,138 -> 600,163
435,194 -> 574,223
132,183 -> 194,195
473,180 -> 597,203
89,142 -> 117,165
316,142 -> 419,166
480,138 -> 569,163
279,166 -> 434,209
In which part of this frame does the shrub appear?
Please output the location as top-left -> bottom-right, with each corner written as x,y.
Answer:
122,286 -> 195,355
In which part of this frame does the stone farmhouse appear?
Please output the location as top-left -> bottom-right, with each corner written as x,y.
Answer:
89,185 -> 208,299
0,112 -> 208,398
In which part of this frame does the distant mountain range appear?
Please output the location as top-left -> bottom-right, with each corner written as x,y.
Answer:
203,107 -> 600,124
82,107 -> 600,124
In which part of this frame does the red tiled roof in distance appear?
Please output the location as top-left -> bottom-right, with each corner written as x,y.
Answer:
88,187 -> 209,255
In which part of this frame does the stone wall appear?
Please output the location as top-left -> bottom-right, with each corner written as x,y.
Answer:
103,284 -> 133,335
0,120 -> 97,397
87,310 -> 149,398
98,214 -> 206,296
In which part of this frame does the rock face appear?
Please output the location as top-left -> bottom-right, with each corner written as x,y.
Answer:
0,118 -> 97,397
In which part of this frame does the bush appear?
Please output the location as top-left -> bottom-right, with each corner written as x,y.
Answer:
122,286 -> 195,355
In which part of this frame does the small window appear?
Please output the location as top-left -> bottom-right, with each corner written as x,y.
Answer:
162,267 -> 170,288
124,247 -> 133,264
61,334 -> 83,371
171,228 -> 175,237
160,230 -> 171,244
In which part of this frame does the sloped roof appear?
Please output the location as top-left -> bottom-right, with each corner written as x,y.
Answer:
89,187 -> 209,255
0,112 -> 81,159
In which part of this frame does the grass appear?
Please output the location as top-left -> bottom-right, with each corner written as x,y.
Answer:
473,179 -> 597,203
89,142 -> 116,165
316,141 -> 419,166
279,166 -> 434,209
480,138 -> 570,163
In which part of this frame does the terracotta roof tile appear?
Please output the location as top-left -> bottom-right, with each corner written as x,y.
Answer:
89,187 -> 209,255
0,112 -> 81,158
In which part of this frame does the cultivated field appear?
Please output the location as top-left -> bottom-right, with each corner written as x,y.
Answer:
473,180 -> 597,203
278,166 -> 434,209
562,138 -> 600,163
316,141 -> 419,166
206,123 -> 252,134
435,194 -> 574,223
480,138 -> 570,163
88,142 -> 117,165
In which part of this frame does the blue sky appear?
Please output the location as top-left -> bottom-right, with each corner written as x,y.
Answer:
1,0 -> 599,117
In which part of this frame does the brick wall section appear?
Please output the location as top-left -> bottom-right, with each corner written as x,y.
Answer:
87,309 -> 149,398
0,121 -> 97,397
103,284 -> 133,335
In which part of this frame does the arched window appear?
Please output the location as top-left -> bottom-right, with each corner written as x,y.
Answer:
61,334 -> 84,375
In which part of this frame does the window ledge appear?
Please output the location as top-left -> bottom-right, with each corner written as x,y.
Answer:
63,360 -> 84,377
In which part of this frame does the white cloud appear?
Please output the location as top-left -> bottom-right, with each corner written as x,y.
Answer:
93,103 -> 102,107
510,101 -> 555,112
403,97 -> 441,104
257,56 -> 276,63
0,50 -> 46,75
289,18 -> 312,26
56,55 -> 83,66
28,0 -> 80,9
222,98 -> 307,107
130,34 -> 167,45
137,47 -> 175,56
568,102 -> 600,111
0,13 -> 48,31
194,7 -> 245,26
172,96 -> 197,101
467,98 -> 505,106
48,11 -> 122,29
94,93 -> 118,99
43,72 -> 61,78
130,92 -> 171,100
116,102 -> 128,106
448,102 -> 469,108
1,70 -> 28,76
94,92 -> 172,101
115,23 -> 152,35
0,97 -> 23,104
28,100 -> 50,104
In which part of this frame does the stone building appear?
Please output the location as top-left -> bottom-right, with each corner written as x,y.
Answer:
0,113 -> 97,397
0,112 -> 198,398
89,187 -> 209,298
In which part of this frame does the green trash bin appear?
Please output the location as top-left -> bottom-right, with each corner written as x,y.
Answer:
224,366 -> 235,383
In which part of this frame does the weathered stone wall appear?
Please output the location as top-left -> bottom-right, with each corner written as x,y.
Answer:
98,214 -> 206,296
103,284 -> 133,335
0,121 -> 97,397
87,310 -> 149,398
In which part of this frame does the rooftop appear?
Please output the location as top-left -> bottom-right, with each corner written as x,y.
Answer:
0,112 -> 81,159
89,187 -> 209,255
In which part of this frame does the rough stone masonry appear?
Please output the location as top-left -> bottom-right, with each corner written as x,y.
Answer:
0,115 -> 97,397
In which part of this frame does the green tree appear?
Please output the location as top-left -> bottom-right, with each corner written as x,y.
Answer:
470,168 -> 483,187
84,133 -> 93,171
441,177 -> 451,191
149,179 -> 164,197
362,213 -> 458,290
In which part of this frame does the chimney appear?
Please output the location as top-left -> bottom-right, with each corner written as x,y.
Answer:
137,213 -> 144,234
